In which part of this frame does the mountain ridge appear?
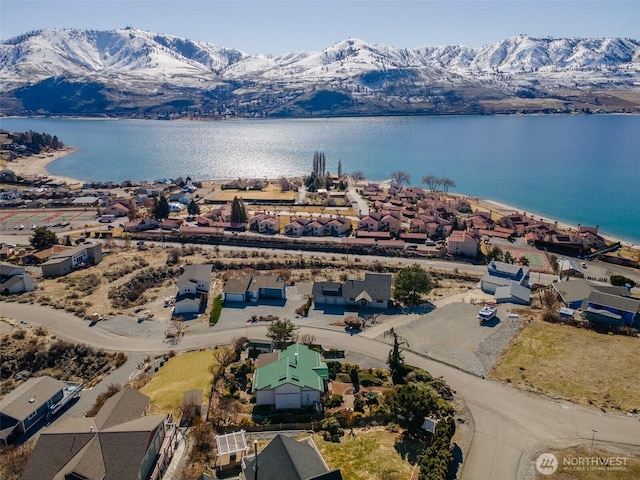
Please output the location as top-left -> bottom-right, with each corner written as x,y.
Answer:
1,28 -> 639,118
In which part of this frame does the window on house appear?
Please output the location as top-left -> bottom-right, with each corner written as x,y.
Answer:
27,410 -> 38,421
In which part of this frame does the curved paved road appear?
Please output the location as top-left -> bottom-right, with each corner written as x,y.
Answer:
2,303 -> 639,480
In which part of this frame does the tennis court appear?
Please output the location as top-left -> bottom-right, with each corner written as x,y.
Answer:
502,247 -> 552,272
0,209 -> 98,229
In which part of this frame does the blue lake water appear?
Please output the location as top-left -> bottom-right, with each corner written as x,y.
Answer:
1,115 -> 638,243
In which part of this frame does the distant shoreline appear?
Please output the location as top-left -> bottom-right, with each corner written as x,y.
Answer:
3,146 -> 82,185
3,144 -> 637,250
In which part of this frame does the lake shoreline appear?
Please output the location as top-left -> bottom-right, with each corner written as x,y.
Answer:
3,146 -> 636,251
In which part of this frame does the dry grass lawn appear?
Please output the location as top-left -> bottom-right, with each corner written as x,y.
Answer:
307,428 -> 420,480
535,446 -> 640,480
140,350 -> 212,414
492,320 -> 640,411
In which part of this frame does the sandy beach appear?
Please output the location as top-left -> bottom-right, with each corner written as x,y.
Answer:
2,147 -> 82,186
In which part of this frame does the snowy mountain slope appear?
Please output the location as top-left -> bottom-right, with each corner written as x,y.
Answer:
1,28 -> 639,117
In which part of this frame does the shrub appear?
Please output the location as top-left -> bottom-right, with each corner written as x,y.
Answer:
323,394 -> 344,409
321,417 -> 344,442
209,294 -> 223,325
358,372 -> 383,387
86,384 -> 121,417
114,352 -> 128,367
11,330 -> 26,340
611,275 -> 636,288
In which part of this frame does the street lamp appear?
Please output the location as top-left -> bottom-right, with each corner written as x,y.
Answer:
591,429 -> 597,451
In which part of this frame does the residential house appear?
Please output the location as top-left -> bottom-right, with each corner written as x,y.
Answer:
222,274 -> 287,303
576,230 -> 607,249
580,291 -> 640,327
174,264 -> 213,316
304,220 -> 325,237
250,214 -> 279,234
494,283 -> 531,305
0,376 -> 82,445
357,214 -> 380,232
312,273 -> 392,309
252,343 -> 329,410
241,434 -> 342,480
557,258 -> 584,278
124,217 -> 159,232
21,388 -> 178,480
0,263 -> 36,294
379,214 -> 401,235
20,245 -> 71,265
41,243 -> 103,278
446,231 -> 479,257
284,220 -> 305,237
102,201 -> 131,218
71,196 -> 100,208
551,278 -> 630,310
480,261 -> 531,295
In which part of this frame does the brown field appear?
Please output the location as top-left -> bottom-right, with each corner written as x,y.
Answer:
140,350 -> 212,414
306,428 -> 421,480
492,320 -> 640,411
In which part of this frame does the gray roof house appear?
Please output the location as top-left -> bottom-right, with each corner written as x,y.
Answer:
0,376 -> 81,445
241,433 -> 342,480
494,283 -> 531,305
481,261 -> 531,295
21,388 -> 178,480
580,290 -> 640,327
41,242 -> 103,278
312,273 -> 392,309
551,278 -> 630,309
0,263 -> 36,294
222,274 -> 287,303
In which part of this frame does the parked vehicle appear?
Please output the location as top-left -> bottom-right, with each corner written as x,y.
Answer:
478,304 -> 497,323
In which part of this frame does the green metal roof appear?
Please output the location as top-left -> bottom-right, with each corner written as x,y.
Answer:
253,343 -> 328,392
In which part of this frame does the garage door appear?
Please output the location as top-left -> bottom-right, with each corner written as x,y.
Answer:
275,393 -> 300,410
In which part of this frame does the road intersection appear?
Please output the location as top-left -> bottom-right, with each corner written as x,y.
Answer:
2,302 -> 639,479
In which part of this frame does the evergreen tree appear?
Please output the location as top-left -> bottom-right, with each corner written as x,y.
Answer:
265,318 -> 298,349
153,194 -> 170,220
384,328 -> 409,384
187,199 -> 200,216
30,227 -> 58,250
393,264 -> 432,306
337,160 -> 343,179
230,196 -> 247,223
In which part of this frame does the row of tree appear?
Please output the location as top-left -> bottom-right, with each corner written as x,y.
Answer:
389,170 -> 456,193
9,130 -> 64,154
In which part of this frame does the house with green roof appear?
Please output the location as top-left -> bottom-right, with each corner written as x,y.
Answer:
252,343 -> 328,410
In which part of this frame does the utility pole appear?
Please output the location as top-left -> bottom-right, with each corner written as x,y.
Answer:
253,439 -> 258,479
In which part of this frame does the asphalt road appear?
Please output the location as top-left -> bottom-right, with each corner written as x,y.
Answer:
2,302 -> 639,480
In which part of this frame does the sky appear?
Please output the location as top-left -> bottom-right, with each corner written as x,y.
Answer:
1,0 -> 638,55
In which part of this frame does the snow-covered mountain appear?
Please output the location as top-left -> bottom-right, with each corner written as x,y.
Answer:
1,28 -> 639,117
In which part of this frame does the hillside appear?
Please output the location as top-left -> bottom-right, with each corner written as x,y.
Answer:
1,28 -> 639,117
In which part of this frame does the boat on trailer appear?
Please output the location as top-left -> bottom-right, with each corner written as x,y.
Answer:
477,304 -> 497,323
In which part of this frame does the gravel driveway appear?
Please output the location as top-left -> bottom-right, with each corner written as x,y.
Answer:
382,302 -> 523,376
